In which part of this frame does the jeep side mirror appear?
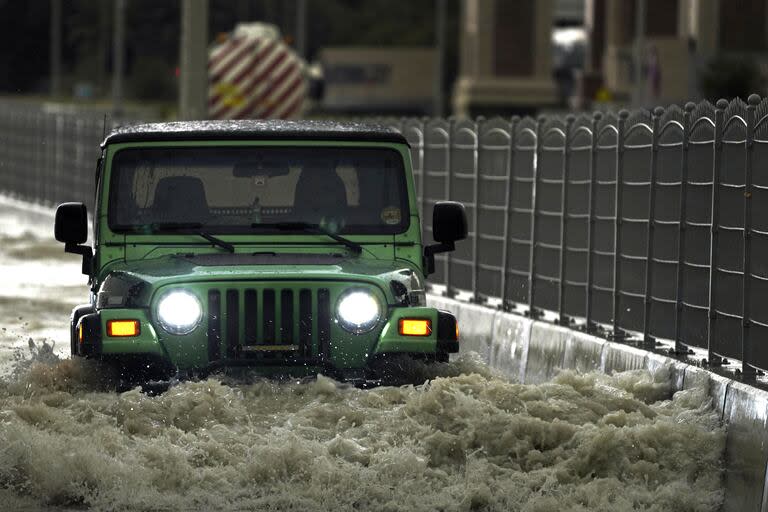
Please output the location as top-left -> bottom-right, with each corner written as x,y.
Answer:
424,201 -> 467,275
433,201 -> 467,243
55,202 -> 93,275
55,202 -> 88,244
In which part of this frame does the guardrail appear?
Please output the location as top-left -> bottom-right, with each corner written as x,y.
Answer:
2,96 -> 768,377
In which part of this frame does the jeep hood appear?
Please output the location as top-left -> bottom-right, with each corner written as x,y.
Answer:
97,253 -> 423,308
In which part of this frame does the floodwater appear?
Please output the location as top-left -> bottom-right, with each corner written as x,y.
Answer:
0,197 -> 725,511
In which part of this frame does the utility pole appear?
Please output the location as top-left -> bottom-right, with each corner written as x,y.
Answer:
50,0 -> 62,97
179,0 -> 209,120
433,0 -> 446,117
98,2 -> 110,97
632,0 -> 647,107
112,0 -> 126,116
296,0 -> 307,59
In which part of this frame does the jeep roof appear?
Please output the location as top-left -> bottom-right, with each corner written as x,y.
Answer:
102,120 -> 410,146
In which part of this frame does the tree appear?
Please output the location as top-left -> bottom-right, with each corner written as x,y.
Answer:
699,54 -> 765,101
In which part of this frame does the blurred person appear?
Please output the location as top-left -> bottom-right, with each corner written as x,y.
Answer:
553,63 -> 575,108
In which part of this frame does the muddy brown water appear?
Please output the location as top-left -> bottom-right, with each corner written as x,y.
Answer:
0,198 -> 725,511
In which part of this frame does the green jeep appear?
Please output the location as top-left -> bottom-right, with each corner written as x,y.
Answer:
54,121 -> 466,386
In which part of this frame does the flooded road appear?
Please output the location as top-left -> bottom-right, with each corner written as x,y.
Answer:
0,198 -> 86,374
0,197 -> 725,511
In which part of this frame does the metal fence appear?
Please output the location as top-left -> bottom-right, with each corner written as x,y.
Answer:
380,95 -> 768,378
3,96 -> 768,376
0,100 -> 133,211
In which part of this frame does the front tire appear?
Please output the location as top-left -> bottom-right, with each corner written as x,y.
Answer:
70,321 -> 79,357
69,304 -> 95,358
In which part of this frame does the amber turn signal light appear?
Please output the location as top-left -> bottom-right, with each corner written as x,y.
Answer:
399,318 -> 432,336
107,319 -> 140,337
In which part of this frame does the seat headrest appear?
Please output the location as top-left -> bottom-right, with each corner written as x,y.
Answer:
293,168 -> 347,221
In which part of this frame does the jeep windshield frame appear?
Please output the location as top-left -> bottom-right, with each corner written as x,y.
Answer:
107,145 -> 411,236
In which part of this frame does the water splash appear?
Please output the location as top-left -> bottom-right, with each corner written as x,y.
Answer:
0,353 -> 724,512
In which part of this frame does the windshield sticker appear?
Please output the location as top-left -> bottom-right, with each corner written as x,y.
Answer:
381,206 -> 401,225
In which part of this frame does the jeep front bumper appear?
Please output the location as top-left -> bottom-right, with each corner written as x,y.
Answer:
75,305 -> 459,379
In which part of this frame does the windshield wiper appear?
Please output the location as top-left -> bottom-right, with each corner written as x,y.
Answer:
252,222 -> 363,255
197,232 -> 235,253
147,222 -> 235,253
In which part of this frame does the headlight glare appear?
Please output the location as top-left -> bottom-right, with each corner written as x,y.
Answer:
336,290 -> 381,334
156,289 -> 202,335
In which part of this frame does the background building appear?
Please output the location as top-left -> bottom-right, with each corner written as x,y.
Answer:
453,0 -> 768,116
587,0 -> 768,106
452,0 -> 559,116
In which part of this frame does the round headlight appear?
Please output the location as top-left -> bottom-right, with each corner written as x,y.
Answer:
156,289 -> 202,335
336,289 -> 381,334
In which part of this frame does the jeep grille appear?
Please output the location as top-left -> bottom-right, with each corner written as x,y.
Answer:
206,287 -> 332,362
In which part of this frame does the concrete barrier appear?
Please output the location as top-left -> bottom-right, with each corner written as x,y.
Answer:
429,295 -> 768,512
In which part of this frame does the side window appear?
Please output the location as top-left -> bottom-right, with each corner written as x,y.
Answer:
336,166 -> 360,206
130,160 -> 162,208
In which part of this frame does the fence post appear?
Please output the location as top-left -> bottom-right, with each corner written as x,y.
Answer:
53,112 -> 65,206
558,115 -> 575,325
585,112 -> 601,333
418,117 -> 427,222
611,110 -> 629,339
642,106 -> 663,348
527,116 -> 545,319
73,117 -> 81,203
741,94 -> 759,378
500,116 -> 519,311
444,117 -> 455,297
674,102 -> 695,354
471,117 -> 483,303
707,99 -> 727,366
38,111 -> 46,204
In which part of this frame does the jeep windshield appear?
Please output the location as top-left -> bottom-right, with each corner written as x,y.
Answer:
108,146 -> 409,235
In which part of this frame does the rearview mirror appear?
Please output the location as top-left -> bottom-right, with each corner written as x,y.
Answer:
55,202 -> 92,276
233,160 -> 290,177
423,201 -> 467,276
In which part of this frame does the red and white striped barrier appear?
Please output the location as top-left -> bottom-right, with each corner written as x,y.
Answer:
208,25 -> 307,120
